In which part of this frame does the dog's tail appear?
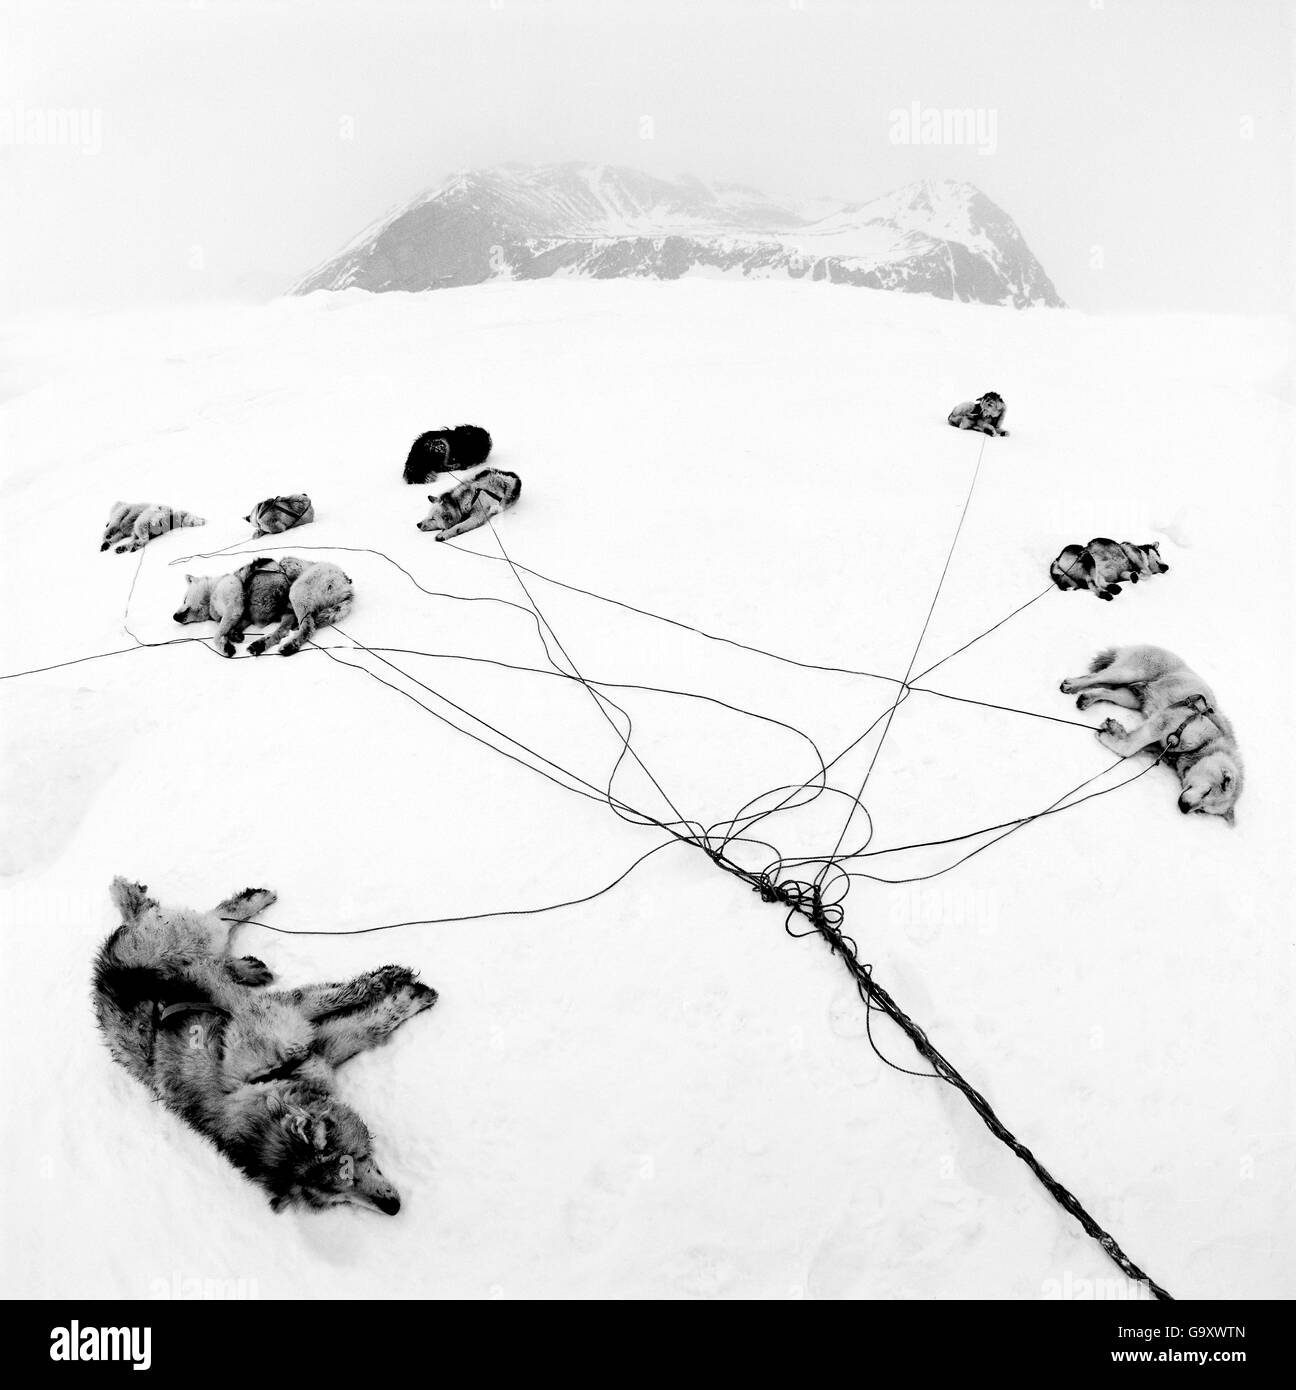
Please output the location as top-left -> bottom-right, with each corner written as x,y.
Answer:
1089,647 -> 1118,671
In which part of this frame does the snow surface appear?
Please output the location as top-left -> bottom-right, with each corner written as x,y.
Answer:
0,279 -> 1292,1300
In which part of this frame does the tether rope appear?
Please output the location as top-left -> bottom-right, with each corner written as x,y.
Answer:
0,462 -> 1176,1297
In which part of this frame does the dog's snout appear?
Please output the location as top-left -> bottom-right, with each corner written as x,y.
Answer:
374,1192 -> 401,1216
172,611 -> 185,623
1177,797 -> 1192,814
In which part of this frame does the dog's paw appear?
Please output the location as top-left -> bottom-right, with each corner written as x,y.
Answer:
1075,692 -> 1095,711
230,955 -> 275,986
225,886 -> 277,918
409,980 -> 439,1010
1096,719 -> 1127,750
246,639 -> 267,657
219,641 -> 237,658
997,429 -> 1009,437
1059,678 -> 1078,694
371,964 -> 417,993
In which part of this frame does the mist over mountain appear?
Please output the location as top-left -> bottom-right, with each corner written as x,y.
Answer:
291,163 -> 1065,308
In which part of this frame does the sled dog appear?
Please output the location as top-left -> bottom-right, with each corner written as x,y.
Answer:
947,392 -> 1009,436
1059,645 -> 1243,822
173,556 -> 352,657
246,493 -> 315,535
102,501 -> 206,553
402,425 -> 493,484
93,878 -> 437,1212
1050,538 -> 1170,600
417,469 -> 521,541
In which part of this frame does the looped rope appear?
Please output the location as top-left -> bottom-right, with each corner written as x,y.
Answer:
3,454 -> 1179,1299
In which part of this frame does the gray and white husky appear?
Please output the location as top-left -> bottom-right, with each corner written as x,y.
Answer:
417,469 -> 521,541
1050,538 -> 1170,601
92,878 -> 437,1213
947,392 -> 1008,437
1060,645 -> 1243,822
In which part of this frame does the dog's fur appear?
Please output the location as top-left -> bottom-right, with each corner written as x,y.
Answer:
101,501 -> 206,553
173,556 -> 353,657
402,425 -> 493,484
1050,538 -> 1170,600
1060,645 -> 1243,822
417,469 -> 521,541
947,392 -> 1009,436
92,878 -> 437,1213
245,494 -> 315,536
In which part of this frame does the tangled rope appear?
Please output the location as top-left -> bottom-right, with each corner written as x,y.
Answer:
2,448 -> 1178,1298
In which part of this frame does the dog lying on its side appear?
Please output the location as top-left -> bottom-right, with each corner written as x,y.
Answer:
417,469 -> 521,541
245,494 -> 315,535
1060,645 -> 1243,822
101,501 -> 206,553
402,425 -> 493,484
947,392 -> 1009,436
93,878 -> 437,1213
173,556 -> 353,657
1050,538 -> 1170,600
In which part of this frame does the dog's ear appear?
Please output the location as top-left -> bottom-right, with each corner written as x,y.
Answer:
185,574 -> 195,583
1223,808 -> 1236,827
109,877 -> 155,922
311,1117 -> 330,1152
428,495 -> 436,503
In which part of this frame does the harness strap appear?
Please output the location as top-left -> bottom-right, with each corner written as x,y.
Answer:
1163,695 -> 1216,749
274,496 -> 311,524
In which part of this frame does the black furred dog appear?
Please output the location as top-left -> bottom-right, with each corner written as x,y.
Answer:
402,426 -> 492,484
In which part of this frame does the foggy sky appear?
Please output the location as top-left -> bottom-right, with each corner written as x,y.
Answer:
1,0 -> 1291,316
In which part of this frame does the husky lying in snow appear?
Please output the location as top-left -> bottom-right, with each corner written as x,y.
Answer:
93,878 -> 437,1213
418,469 -> 521,541
1060,645 -> 1243,822
173,556 -> 353,657
101,501 -> 205,553
402,425 -> 493,484
245,493 -> 315,535
1050,538 -> 1170,600
947,392 -> 1009,436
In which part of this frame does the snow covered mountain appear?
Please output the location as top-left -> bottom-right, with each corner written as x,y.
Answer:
290,163 -> 1065,308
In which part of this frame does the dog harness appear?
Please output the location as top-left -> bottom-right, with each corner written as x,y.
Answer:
252,495 -> 313,532
1164,694 -> 1216,749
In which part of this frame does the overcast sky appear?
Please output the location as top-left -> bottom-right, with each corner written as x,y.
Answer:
1,0 -> 1291,316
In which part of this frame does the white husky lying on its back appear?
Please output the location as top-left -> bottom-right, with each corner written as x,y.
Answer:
1060,645 -> 1243,823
